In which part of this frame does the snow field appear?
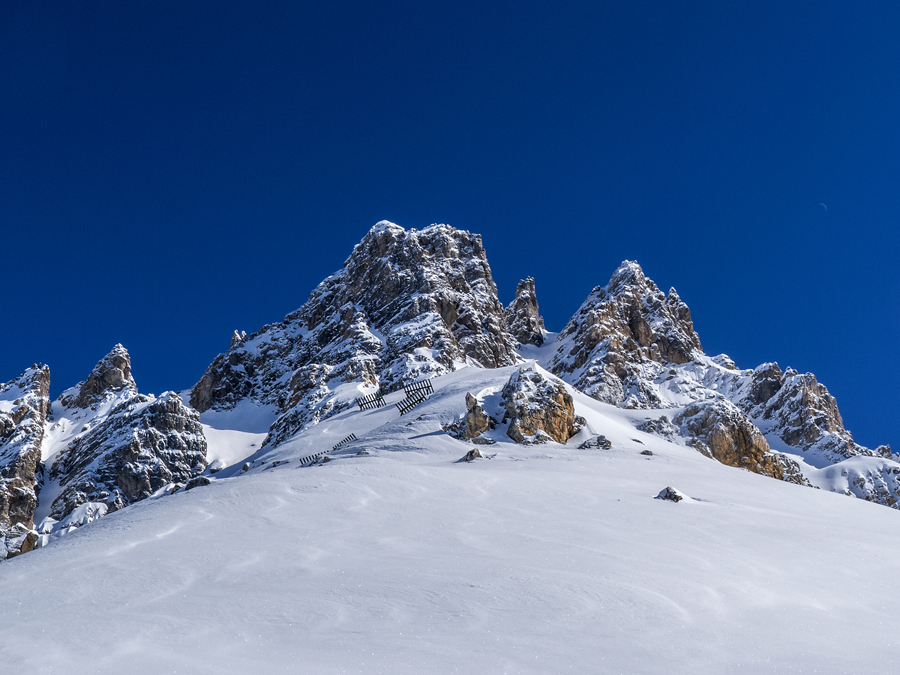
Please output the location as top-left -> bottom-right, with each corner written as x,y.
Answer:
2,366 -> 899,674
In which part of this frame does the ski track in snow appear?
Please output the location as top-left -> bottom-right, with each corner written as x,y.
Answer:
2,365 -> 900,674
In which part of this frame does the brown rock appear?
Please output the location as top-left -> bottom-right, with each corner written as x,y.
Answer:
675,399 -> 786,479
502,367 -> 577,444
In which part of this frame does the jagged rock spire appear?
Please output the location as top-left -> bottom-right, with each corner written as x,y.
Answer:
72,344 -> 137,408
505,277 -> 546,347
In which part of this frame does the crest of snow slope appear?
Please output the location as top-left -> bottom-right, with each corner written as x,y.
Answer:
0,364 -> 50,558
189,221 -> 519,449
2,364 -> 900,674
547,260 -> 895,506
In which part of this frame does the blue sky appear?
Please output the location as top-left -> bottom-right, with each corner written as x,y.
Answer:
2,1 -> 897,450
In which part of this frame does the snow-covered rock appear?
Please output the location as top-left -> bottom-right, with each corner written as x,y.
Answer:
190,221 -> 520,448
0,364 -> 50,559
671,398 -> 808,484
48,392 -> 207,520
62,343 -> 137,409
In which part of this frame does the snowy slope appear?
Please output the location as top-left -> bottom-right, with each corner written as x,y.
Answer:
2,365 -> 900,674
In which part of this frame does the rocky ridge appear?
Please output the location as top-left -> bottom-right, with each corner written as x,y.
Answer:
549,260 -> 893,504
1,221 -> 896,563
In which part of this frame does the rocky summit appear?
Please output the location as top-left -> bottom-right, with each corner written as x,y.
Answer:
190,221 -> 520,447
0,221 -> 894,563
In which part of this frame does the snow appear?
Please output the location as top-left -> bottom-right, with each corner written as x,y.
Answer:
2,365 -> 900,673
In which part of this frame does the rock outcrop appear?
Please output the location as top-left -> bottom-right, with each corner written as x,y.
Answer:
501,367 -> 576,444
549,261 -> 702,408
463,392 -> 495,439
191,221 -> 520,448
0,365 -> 50,559
49,392 -> 207,520
65,344 -> 137,409
505,277 -> 546,347
673,399 -> 795,481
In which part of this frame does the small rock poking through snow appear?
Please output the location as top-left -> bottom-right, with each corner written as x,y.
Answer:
656,487 -> 686,502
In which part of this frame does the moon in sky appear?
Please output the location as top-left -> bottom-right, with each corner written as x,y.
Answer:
819,203 -> 828,212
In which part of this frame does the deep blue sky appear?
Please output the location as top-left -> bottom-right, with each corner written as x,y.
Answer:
2,1 -> 897,450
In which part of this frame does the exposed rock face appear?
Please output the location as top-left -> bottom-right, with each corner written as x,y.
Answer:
463,392 -> 494,439
549,261 -> 702,408
66,344 -> 137,409
735,363 -> 884,465
49,392 -> 207,520
501,367 -> 576,444
505,277 -> 545,347
0,365 -> 50,559
191,221 -> 520,448
674,399 -> 788,480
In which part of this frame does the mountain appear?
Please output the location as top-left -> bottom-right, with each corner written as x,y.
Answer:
190,221 -> 520,448
0,221 -> 892,558
548,260 -> 895,503
0,220 -> 897,671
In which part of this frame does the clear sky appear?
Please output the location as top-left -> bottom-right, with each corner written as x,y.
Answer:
2,1 -> 897,450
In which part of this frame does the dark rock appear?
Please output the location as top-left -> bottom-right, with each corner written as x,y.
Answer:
184,476 -> 211,491
465,448 -> 483,462
656,487 -> 684,502
641,449 -> 653,456
67,345 -> 137,409
505,277 -> 546,347
578,435 -> 612,450
49,392 -> 207,520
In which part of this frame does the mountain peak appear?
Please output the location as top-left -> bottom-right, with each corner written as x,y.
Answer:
71,344 -> 137,408
606,260 -> 649,293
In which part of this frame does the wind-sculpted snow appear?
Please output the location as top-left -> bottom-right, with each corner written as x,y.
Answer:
4,363 -> 900,674
191,221 -> 519,448
0,365 -> 50,558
